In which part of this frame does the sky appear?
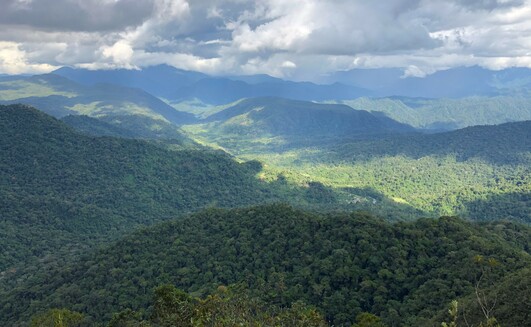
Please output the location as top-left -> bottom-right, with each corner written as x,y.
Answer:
1,0 -> 531,81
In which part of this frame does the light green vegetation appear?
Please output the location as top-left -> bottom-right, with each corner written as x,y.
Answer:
67,101 -> 168,121
183,120 -> 531,222
337,96 -> 531,130
167,98 -> 234,118
240,151 -> 530,220
0,79 -> 77,100
0,74 -> 197,139
182,121 -> 289,152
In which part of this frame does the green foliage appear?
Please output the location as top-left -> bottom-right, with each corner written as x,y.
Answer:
29,308 -> 84,327
353,312 -> 386,327
192,120 -> 531,222
61,114 -> 193,141
152,285 -> 196,326
108,309 -> 150,327
3,204 -> 529,326
108,284 -> 327,327
441,300 -> 458,327
0,104 -> 287,272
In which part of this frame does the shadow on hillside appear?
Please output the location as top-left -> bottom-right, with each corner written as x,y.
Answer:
461,191 -> 530,224
321,121 -> 531,166
261,172 -> 427,221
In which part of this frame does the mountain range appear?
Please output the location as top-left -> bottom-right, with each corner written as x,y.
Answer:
1,63 -> 531,326
326,66 -> 531,98
53,65 -> 531,103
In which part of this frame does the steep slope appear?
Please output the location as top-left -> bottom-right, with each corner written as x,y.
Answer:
60,114 -> 197,142
186,97 -> 413,151
60,115 -> 139,138
0,74 -> 197,137
0,104 -> 279,272
2,204 -> 529,326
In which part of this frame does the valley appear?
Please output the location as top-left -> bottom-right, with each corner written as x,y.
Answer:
0,65 -> 530,327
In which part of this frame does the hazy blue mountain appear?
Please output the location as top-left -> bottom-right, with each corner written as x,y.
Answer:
332,66 -> 531,98
53,65 -> 370,104
52,65 -> 531,104
174,79 -> 369,105
380,66 -> 498,98
227,73 -> 284,84
323,67 -> 404,90
53,65 -> 208,100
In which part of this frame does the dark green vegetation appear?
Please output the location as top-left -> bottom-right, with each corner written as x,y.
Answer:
321,121 -> 531,165
60,115 -> 139,138
2,64 -> 531,327
108,284 -> 327,327
2,204 -> 529,326
0,104 -> 288,272
28,285 -> 328,326
61,114 -> 190,141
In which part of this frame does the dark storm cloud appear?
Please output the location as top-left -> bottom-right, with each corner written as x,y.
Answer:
0,0 -> 154,32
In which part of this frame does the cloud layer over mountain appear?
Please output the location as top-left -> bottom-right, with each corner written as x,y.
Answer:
1,0 -> 530,80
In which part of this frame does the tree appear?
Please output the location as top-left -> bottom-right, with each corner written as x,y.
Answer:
30,308 -> 84,327
472,255 -> 501,327
151,284 -> 196,327
353,312 -> 386,327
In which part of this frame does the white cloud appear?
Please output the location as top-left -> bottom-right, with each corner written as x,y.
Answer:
102,40 -> 135,68
0,0 -> 531,79
281,60 -> 296,68
403,65 -> 429,78
0,41 -> 57,74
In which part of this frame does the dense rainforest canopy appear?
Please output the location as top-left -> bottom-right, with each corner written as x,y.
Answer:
2,204 -> 529,326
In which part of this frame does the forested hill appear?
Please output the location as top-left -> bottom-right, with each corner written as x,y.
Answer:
326,120 -> 531,165
204,97 -> 413,136
0,104 -> 283,271
0,74 -> 198,139
2,204 -> 529,326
